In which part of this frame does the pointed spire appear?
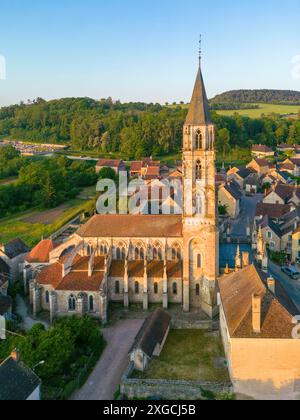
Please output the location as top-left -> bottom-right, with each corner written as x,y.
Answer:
185,38 -> 212,126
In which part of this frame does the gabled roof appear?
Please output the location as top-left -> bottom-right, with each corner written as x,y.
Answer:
0,357 -> 41,401
77,215 -> 183,238
255,203 -> 291,219
252,144 -> 273,153
260,215 -> 283,238
222,182 -> 242,201
26,239 -> 57,264
185,66 -> 212,126
96,159 -> 123,168
1,239 -> 30,259
236,168 -> 253,179
218,264 -> 297,339
130,309 -> 171,358
265,184 -> 295,202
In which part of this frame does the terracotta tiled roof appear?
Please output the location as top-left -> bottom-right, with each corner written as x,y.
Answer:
147,261 -> 164,278
110,261 -> 125,277
252,144 -> 273,153
96,159 -> 122,168
255,203 -> 291,219
167,261 -> 182,278
77,215 -> 183,238
55,271 -> 104,292
218,264 -> 297,339
130,161 -> 143,173
36,255 -> 105,292
128,260 -> 144,277
26,239 -> 57,263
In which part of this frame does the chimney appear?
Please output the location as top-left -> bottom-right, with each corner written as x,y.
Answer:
11,349 -> 20,363
252,294 -> 262,334
242,252 -> 250,268
267,277 -> 276,294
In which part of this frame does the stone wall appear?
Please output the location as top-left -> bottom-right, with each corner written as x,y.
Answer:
121,363 -> 232,400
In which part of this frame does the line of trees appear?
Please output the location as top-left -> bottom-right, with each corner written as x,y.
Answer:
0,98 -> 300,160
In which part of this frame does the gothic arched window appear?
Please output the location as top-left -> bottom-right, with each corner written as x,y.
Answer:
196,284 -> 200,296
173,282 -> 178,295
154,282 -> 159,294
115,281 -> 120,295
135,281 -> 140,295
45,291 -> 50,304
135,247 -> 144,260
196,161 -> 202,180
153,245 -> 163,261
89,295 -> 94,312
68,295 -> 76,312
196,130 -> 202,150
197,254 -> 202,268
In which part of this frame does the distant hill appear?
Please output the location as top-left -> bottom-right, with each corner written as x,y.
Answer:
211,90 -> 300,105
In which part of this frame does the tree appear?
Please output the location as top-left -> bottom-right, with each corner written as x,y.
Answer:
216,128 -> 231,158
98,167 -> 117,181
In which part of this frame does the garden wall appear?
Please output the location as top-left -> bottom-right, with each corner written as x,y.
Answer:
120,363 -> 233,400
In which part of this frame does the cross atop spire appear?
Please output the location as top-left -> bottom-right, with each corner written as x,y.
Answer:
199,34 -> 202,67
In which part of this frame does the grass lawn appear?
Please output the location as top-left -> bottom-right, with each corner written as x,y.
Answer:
0,197 -> 95,247
132,330 -> 229,382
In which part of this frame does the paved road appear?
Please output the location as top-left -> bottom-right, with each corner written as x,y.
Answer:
269,260 -> 300,312
230,193 -> 264,239
73,319 -> 144,401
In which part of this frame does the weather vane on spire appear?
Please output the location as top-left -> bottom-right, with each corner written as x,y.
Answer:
199,34 -> 202,67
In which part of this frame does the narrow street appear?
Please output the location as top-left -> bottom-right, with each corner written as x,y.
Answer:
269,260 -> 300,313
230,193 -> 264,240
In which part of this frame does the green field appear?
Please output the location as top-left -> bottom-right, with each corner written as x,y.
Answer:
169,103 -> 300,118
0,197 -> 95,247
216,103 -> 300,118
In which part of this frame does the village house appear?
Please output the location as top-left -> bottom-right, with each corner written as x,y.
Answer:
129,308 -> 171,372
218,264 -> 300,400
227,168 -> 256,190
0,351 -> 41,401
277,144 -> 295,154
263,184 -> 296,205
218,181 -> 242,218
130,158 -> 161,179
247,158 -> 274,176
245,173 -> 260,194
0,239 -> 30,283
280,158 -> 300,177
95,158 -> 126,175
251,144 -> 274,159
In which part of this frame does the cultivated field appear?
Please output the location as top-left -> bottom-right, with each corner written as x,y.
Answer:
217,103 -> 300,118
0,198 -> 95,247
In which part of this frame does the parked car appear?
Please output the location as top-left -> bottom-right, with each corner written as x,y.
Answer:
281,266 -> 300,280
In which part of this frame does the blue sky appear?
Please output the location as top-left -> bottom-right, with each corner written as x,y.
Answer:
0,0 -> 300,106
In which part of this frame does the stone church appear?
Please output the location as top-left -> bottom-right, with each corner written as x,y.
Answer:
29,60 -> 219,323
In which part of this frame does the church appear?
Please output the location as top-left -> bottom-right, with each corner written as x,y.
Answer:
28,59 -> 219,323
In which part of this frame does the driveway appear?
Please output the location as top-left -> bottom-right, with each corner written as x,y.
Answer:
73,319 -> 144,401
269,260 -> 300,312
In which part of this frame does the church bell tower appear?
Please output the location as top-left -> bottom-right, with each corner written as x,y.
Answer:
182,50 -> 219,317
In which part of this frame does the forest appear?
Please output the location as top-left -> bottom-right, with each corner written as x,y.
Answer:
0,97 -> 300,160
211,89 -> 300,105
